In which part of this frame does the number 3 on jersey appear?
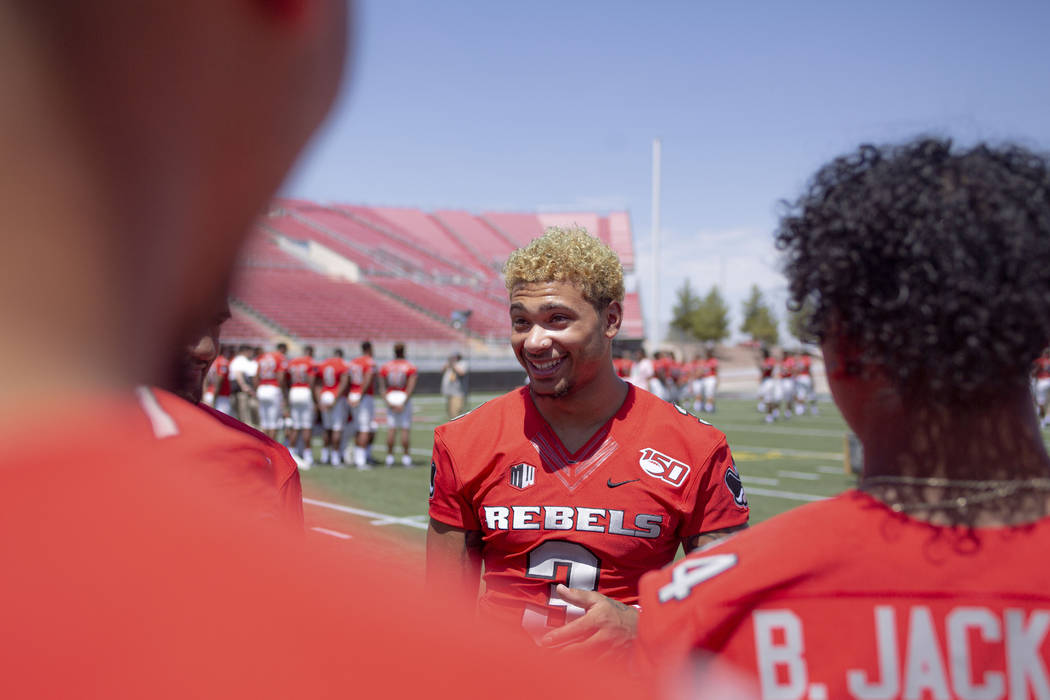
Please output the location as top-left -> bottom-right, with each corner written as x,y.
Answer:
521,541 -> 600,638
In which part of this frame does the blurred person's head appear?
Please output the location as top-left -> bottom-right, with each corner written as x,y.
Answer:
168,301 -> 231,403
276,342 -> 288,355
333,348 -> 344,359
777,138 -> 1050,409
394,342 -> 406,359
304,345 -> 314,358
1,0 -> 351,392
361,341 -> 372,356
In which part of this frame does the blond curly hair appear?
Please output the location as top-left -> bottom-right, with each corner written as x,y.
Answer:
503,226 -> 625,309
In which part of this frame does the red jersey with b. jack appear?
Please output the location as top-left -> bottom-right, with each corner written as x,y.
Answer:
636,491 -> 1050,699
429,384 -> 749,641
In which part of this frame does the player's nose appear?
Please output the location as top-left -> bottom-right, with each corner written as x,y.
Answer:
523,324 -> 553,354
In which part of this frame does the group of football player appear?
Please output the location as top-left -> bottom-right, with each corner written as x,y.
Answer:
7,2 -> 1050,697
757,346 -> 818,422
615,347 -> 722,412
202,340 -> 419,469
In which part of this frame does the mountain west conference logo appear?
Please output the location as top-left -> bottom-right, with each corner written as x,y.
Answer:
638,448 -> 690,487
509,463 -> 536,490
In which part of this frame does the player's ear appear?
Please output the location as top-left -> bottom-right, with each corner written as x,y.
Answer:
603,301 -> 623,339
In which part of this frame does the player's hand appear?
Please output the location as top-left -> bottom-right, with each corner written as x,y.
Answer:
539,585 -> 638,661
388,404 -> 404,414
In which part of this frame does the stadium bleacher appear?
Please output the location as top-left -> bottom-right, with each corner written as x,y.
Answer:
367,207 -> 496,281
431,210 -> 516,270
370,277 -> 509,338
230,201 -> 643,353
231,268 -> 462,342
222,307 -> 279,343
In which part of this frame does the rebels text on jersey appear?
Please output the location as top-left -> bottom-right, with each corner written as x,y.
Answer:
636,490 -> 1050,700
429,384 -> 749,636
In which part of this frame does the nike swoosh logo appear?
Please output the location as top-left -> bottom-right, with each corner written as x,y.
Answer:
607,478 -> 640,488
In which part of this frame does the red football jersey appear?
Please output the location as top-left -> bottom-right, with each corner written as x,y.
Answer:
637,490 -> 1050,699
653,357 -> 674,381
613,357 -> 633,379
317,357 -> 349,393
380,358 -> 417,393
0,393 -> 645,699
780,356 -> 796,378
796,354 -> 812,376
197,402 -> 304,529
210,355 -> 231,397
429,385 -> 749,639
1036,356 -> 1050,380
703,358 -> 719,377
137,388 -> 302,529
349,355 -> 376,395
256,351 -> 287,387
287,355 -> 317,388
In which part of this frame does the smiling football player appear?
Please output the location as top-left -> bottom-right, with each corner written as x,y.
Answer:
426,227 -> 749,656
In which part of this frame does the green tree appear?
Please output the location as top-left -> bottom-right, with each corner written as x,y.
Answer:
692,286 -> 730,343
670,279 -> 702,336
740,285 -> 779,346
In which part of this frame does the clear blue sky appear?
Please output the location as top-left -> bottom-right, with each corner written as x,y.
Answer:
285,0 -> 1050,341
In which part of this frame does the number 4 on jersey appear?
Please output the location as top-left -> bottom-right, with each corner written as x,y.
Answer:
657,554 -> 738,603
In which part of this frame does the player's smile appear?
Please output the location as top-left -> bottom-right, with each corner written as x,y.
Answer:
525,355 -> 566,379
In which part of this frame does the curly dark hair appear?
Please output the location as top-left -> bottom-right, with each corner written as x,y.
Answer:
776,138 -> 1050,401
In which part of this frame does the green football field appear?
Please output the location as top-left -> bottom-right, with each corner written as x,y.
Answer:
296,393 -> 864,564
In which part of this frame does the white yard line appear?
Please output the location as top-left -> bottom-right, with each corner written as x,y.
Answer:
743,476 -> 780,486
746,487 -> 828,502
732,444 -> 844,460
817,465 -> 848,475
302,497 -> 429,531
310,527 -> 353,540
777,470 -> 821,481
716,423 -> 845,438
